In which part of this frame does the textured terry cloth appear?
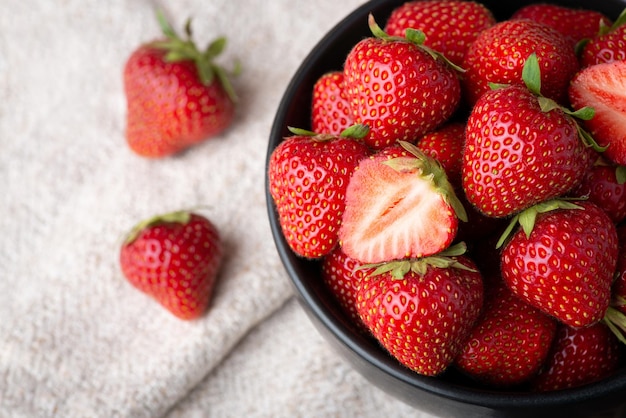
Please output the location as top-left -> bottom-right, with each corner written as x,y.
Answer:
0,0 -> 439,417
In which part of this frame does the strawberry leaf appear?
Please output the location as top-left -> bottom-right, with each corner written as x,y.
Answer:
496,199 -> 584,248
616,166 -> 626,184
522,53 -> 541,96
340,123 -> 370,139
603,306 -> 626,345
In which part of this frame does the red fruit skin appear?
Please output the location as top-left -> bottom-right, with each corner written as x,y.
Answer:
610,225 -> 626,315
268,135 -> 370,259
462,19 -> 579,106
456,283 -> 557,387
356,256 -> 484,376
568,60 -> 626,166
321,246 -> 375,331
532,322 -> 622,392
384,0 -> 496,66
569,163 -> 626,223
344,36 -> 461,150
119,214 -> 223,320
124,45 -> 235,158
580,24 -> 626,67
311,71 -> 354,135
511,4 -> 612,46
462,84 -> 594,218
501,202 -> 619,328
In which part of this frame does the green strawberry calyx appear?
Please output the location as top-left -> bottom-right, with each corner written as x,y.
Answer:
362,242 -> 475,279
382,140 -> 468,223
287,124 -> 370,142
492,53 -> 605,152
366,13 -> 465,73
495,199 -> 585,249
603,306 -> 626,345
151,10 -> 240,102
124,210 -> 192,245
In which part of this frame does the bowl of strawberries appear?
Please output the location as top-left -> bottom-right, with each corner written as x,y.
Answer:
266,0 -> 626,416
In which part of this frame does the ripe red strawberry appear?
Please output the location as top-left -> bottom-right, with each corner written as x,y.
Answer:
455,282 -> 557,387
569,160 -> 626,223
268,126 -> 371,259
511,3 -> 612,46
356,252 -> 484,376
321,246 -> 375,330
384,0 -> 496,66
569,60 -> 626,166
462,55 -> 596,218
119,211 -> 223,320
611,225 -> 626,316
311,71 -> 354,135
339,141 -> 467,264
580,8 -> 626,67
124,12 -> 238,158
343,14 -> 461,150
416,122 -> 465,186
532,322 -> 622,392
462,19 -> 579,106
500,201 -> 619,328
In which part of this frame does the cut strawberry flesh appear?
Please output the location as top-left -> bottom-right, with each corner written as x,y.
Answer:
569,61 -> 626,165
339,155 -> 458,264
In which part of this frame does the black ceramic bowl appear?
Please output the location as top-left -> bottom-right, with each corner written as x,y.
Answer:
266,1 -> 626,417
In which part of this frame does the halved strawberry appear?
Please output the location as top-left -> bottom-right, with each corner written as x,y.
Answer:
338,141 -> 466,264
569,60 -> 626,165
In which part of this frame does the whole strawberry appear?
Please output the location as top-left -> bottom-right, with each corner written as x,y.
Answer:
569,60 -> 626,166
343,14 -> 461,150
462,55 -> 596,218
268,125 -> 371,259
511,3 -> 612,46
462,18 -> 579,106
455,282 -> 557,387
339,141 -> 467,264
532,322 -> 622,392
356,250 -> 484,376
384,0 -> 495,67
580,8 -> 626,67
119,210 -> 223,320
124,12 -> 238,157
311,71 -> 353,135
500,201 -> 619,328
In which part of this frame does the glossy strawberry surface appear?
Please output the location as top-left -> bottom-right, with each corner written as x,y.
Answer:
500,202 -> 618,328
462,84 -> 593,218
268,133 -> 370,258
120,212 -> 223,320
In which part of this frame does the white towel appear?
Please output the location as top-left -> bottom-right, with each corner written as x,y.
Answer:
0,0 -> 437,416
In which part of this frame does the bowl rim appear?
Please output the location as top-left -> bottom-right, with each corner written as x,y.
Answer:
265,0 -> 626,410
